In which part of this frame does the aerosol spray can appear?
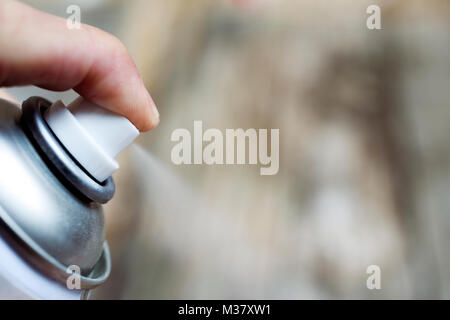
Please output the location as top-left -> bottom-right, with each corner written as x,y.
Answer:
0,96 -> 139,299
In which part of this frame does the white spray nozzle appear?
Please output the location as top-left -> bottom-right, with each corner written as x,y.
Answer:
44,97 -> 139,182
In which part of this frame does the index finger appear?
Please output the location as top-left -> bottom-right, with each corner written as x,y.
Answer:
0,0 -> 159,131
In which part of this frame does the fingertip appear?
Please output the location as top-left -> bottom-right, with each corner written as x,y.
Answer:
137,95 -> 160,132
145,90 -> 160,130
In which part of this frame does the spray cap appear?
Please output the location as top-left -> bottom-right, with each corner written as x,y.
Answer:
44,97 -> 139,182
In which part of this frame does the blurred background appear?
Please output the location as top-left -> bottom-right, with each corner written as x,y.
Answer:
8,0 -> 450,299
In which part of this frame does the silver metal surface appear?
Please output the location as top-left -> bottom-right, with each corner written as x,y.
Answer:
0,99 -> 105,273
0,231 -> 87,300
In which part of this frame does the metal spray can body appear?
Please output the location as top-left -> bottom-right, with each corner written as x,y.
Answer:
0,97 -> 111,299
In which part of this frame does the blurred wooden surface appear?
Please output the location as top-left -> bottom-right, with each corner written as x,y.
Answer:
13,0 -> 450,299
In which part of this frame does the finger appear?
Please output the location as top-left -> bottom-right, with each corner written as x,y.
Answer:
0,0 -> 159,131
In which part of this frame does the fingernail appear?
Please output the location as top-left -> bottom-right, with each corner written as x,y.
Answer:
147,90 -> 159,126
150,96 -> 159,118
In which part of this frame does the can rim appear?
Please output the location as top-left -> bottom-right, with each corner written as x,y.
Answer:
0,204 -> 111,290
20,96 -> 115,204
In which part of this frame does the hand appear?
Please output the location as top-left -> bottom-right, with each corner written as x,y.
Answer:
0,0 -> 159,131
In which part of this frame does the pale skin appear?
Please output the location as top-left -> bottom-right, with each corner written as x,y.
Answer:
0,0 -> 159,132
